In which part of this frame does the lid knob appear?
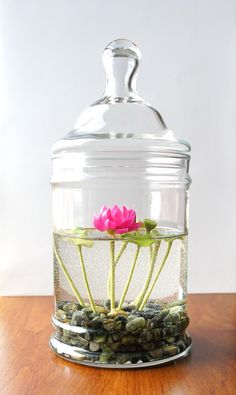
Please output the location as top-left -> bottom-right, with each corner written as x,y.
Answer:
103,39 -> 141,101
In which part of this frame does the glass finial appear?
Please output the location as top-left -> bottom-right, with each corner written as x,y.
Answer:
102,39 -> 142,101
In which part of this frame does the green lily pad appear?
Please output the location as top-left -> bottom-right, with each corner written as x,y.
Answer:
121,232 -> 156,247
150,229 -> 162,237
73,227 -> 88,236
63,237 -> 94,248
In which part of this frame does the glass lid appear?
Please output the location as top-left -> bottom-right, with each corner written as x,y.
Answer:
55,39 -> 190,156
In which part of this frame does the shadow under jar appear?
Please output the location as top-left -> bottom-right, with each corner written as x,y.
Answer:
50,39 -> 192,368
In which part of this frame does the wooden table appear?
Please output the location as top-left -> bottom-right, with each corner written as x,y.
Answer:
0,294 -> 235,395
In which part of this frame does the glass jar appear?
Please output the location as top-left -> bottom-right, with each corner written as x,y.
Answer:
50,39 -> 192,368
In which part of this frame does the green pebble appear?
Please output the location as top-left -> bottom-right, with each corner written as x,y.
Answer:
166,337 -> 175,344
120,335 -> 137,345
99,346 -> 114,363
127,314 -> 137,322
56,309 -> 67,322
169,306 -> 183,314
142,342 -> 155,351
138,329 -> 153,343
126,317 -> 146,332
60,335 -> 69,343
76,335 -> 89,347
99,352 -> 113,363
107,335 -> 114,344
71,339 -> 79,346
152,328 -> 162,340
163,345 -> 178,356
109,342 -> 122,352
149,348 -> 163,359
94,333 -> 107,343
103,319 -> 116,332
116,353 -> 131,364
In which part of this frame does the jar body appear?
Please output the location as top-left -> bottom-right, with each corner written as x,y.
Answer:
50,138 -> 191,367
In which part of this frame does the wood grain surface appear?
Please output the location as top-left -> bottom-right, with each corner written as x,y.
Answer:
0,294 -> 235,395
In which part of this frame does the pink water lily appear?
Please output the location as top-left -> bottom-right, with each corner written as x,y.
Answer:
93,205 -> 141,235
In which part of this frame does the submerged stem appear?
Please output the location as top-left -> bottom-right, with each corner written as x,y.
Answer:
77,245 -> 96,313
139,241 -> 173,310
53,241 -> 85,306
109,240 -> 115,309
107,240 -> 128,299
135,241 -> 161,309
118,245 -> 140,309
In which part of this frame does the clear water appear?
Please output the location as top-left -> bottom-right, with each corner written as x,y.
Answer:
53,228 -> 188,306
51,228 -> 190,366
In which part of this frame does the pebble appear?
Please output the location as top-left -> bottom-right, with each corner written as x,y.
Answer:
146,303 -> 161,310
126,317 -> 146,332
99,345 -> 114,363
112,331 -> 126,341
56,309 -> 67,322
89,342 -> 101,352
94,333 -> 107,343
152,328 -> 162,341
163,345 -> 179,356
149,348 -> 163,359
102,318 -> 116,332
120,335 -> 136,345
76,335 -> 89,347
146,315 -> 162,329
127,314 -> 138,322
123,304 -> 136,312
55,301 -> 190,365
175,340 -> 186,351
63,303 -> 80,313
90,316 -> 103,329
166,337 -> 175,344
108,309 -> 128,318
142,342 -> 155,351
71,311 -> 90,326
116,353 -> 131,364
138,329 -> 153,343
139,309 -> 158,319
109,342 -> 122,352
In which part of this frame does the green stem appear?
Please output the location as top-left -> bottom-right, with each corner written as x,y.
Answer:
77,245 -> 96,313
135,241 -> 161,309
109,240 -> 115,309
133,245 -> 153,306
107,241 -> 128,299
53,241 -> 85,307
139,241 -> 173,310
118,245 -> 140,309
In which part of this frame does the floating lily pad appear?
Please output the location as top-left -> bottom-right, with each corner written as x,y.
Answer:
63,237 -> 94,248
121,232 -> 156,247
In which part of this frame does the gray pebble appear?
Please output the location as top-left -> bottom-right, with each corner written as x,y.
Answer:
89,342 -> 100,352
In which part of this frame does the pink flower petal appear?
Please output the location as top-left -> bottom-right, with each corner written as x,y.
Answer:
100,205 -> 107,214
122,206 -> 128,218
129,222 -> 141,231
112,207 -> 123,224
111,204 -> 119,215
93,205 -> 139,234
120,217 -> 136,228
104,219 -> 117,230
93,217 -> 106,231
115,228 -> 129,234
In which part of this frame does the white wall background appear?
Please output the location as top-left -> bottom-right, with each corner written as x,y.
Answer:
0,0 -> 235,295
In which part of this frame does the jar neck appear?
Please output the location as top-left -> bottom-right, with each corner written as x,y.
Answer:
103,55 -> 140,101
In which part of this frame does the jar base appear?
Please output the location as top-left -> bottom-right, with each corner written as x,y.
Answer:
49,335 -> 192,369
